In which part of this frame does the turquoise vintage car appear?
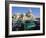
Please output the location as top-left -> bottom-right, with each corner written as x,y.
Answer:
17,20 -> 36,30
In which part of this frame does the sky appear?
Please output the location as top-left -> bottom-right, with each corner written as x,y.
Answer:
12,7 -> 40,17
